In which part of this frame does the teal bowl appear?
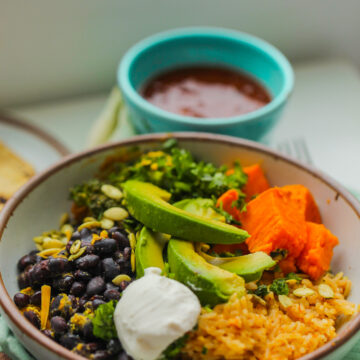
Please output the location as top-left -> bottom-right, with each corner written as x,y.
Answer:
118,27 -> 294,140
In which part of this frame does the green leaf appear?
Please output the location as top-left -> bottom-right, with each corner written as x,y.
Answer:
270,278 -> 289,295
92,300 -> 118,340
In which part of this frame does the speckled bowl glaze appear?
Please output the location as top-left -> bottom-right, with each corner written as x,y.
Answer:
0,133 -> 359,360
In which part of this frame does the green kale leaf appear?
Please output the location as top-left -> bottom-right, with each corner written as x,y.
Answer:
92,300 -> 118,340
270,278 -> 289,295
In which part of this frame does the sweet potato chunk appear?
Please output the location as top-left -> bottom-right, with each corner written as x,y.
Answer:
242,164 -> 270,201
297,222 -> 339,280
282,184 -> 322,223
216,189 -> 241,222
241,188 -> 308,260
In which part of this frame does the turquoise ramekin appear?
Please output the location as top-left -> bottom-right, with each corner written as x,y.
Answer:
118,27 -> 294,140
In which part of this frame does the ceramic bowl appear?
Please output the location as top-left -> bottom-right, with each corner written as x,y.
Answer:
0,133 -> 359,360
118,27 -> 294,141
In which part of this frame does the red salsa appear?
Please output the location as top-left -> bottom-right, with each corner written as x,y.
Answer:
140,66 -> 271,118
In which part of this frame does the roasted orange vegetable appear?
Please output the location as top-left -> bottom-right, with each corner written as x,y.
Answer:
282,184 -> 322,223
242,164 -> 270,201
297,222 -> 339,280
216,189 -> 241,222
240,188 -> 308,262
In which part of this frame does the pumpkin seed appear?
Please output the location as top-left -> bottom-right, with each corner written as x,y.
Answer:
318,284 -> 334,299
61,224 -> 74,234
279,295 -> 293,308
131,250 -> 135,272
103,207 -> 128,221
129,233 -> 136,250
38,248 -> 62,258
112,274 -> 132,286
59,213 -> 69,226
42,237 -> 65,249
293,287 -> 316,297
84,217 -> 97,223
100,218 -> 114,230
77,221 -> 101,231
70,240 -> 81,255
33,236 -> 44,244
68,246 -> 87,261
251,294 -> 266,306
101,184 -> 123,200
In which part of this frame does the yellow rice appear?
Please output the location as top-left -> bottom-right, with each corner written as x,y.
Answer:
183,273 -> 358,360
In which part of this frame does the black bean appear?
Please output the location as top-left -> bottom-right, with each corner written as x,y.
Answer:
94,238 -> 117,255
75,254 -> 100,270
93,350 -> 111,360
107,339 -> 122,355
50,294 -> 73,319
123,247 -> 131,261
18,271 -> 30,289
117,352 -> 133,360
119,281 -> 130,291
85,342 -> 102,353
13,293 -> 30,308
29,260 -> 51,286
104,289 -> 121,301
17,254 -> 38,272
48,258 -> 71,274
74,270 -> 92,282
30,291 -> 42,307
24,310 -> 40,329
84,244 -> 95,255
89,262 -> 103,276
83,321 -> 95,341
80,228 -> 93,242
116,258 -> 131,274
102,258 -> 120,280
70,281 -> 86,297
86,276 -> 106,296
112,231 -> 130,249
59,334 -> 80,350
51,316 -> 68,335
53,275 -> 74,292
92,298 -> 106,309
71,231 -> 81,240
41,329 -> 53,339
106,282 -> 119,291
108,226 -> 122,237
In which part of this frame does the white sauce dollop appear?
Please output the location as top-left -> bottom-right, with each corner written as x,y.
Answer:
114,267 -> 201,360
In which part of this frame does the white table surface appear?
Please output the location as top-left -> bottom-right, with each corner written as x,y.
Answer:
5,58 -> 360,193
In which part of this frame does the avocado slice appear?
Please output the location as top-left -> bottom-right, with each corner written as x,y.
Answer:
195,246 -> 276,282
168,238 -> 246,306
173,198 -> 226,222
123,180 -> 249,244
135,227 -> 168,278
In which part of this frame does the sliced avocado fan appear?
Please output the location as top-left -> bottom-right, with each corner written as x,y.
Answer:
168,238 -> 246,306
122,180 -> 249,244
135,227 -> 168,278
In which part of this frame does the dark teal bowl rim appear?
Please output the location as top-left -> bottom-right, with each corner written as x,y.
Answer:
118,27 -> 294,126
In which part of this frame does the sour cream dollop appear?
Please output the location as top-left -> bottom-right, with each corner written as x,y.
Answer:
114,267 -> 201,360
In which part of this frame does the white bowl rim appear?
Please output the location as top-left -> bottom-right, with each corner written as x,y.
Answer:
0,132 -> 359,360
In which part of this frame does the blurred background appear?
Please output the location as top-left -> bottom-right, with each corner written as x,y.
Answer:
1,0 -> 360,106
1,0 -> 360,188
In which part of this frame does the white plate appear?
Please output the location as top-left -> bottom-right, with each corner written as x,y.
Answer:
0,114 -> 69,173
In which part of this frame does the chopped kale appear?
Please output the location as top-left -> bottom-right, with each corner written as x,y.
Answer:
253,284 -> 269,298
92,300 -> 118,340
161,334 -> 189,359
270,278 -> 289,295
69,179 -> 122,219
109,144 -> 248,202
286,272 -> 302,283
202,346 -> 208,354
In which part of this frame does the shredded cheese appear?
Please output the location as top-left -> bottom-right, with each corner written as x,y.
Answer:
40,285 -> 51,330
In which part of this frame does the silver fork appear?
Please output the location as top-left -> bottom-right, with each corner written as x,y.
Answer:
276,138 -> 313,165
